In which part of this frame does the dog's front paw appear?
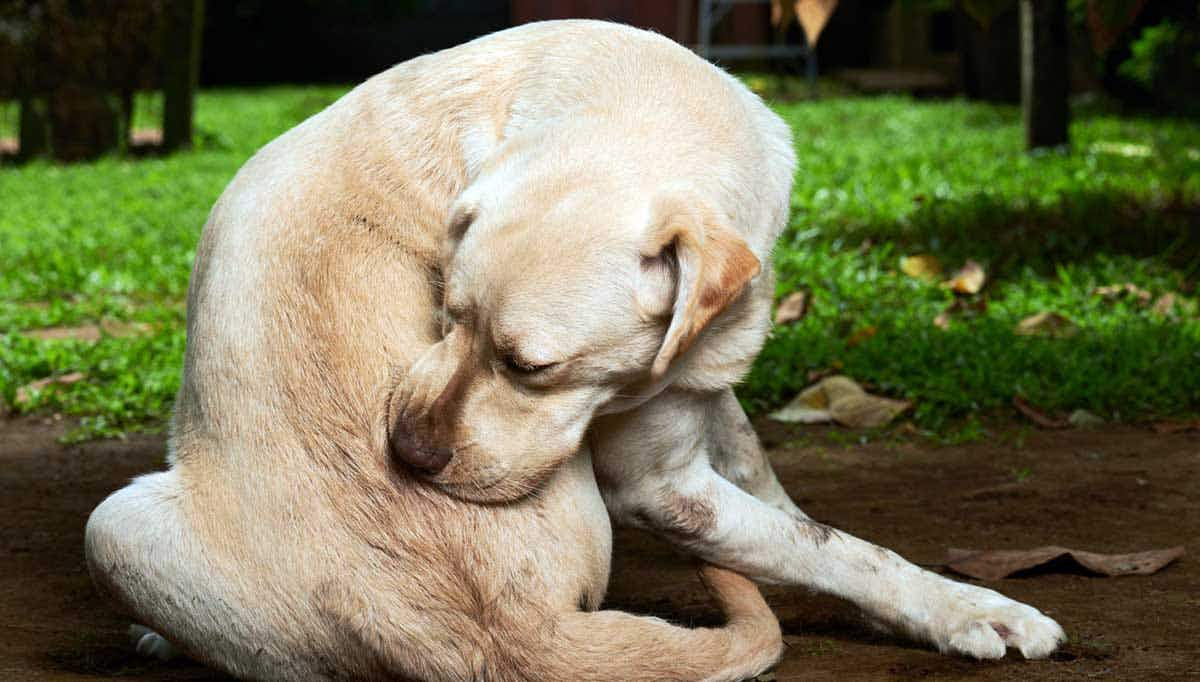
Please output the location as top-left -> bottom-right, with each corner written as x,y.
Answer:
930,584 -> 1065,660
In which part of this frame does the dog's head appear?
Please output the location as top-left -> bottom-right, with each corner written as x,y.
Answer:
386,161 -> 761,502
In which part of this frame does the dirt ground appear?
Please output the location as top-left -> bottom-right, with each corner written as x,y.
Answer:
1,416 -> 1196,681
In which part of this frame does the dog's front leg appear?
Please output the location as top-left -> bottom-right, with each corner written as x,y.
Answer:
592,389 -> 1064,660
698,388 -> 808,519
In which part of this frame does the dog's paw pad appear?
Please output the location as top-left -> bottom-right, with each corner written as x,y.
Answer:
128,624 -> 179,662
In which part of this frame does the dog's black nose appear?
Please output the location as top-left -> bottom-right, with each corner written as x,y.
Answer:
388,420 -> 453,475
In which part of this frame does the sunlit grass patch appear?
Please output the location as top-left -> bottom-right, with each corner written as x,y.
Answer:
1,85 -> 1198,439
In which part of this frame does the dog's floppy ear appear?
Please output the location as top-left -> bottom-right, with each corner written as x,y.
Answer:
642,195 -> 760,380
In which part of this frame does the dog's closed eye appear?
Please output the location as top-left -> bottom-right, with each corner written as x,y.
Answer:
501,353 -> 556,374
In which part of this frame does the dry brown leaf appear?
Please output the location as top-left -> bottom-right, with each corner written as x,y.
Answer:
933,310 -> 952,330
806,366 -> 839,383
15,372 -> 86,404
1151,419 -> 1200,434
1086,0 -> 1148,55
933,298 -> 988,330
900,254 -> 942,281
846,325 -> 876,348
1068,409 -> 1105,428
1094,283 -> 1152,305
770,0 -> 793,27
961,0 -> 1012,30
22,320 -> 154,342
795,0 -> 839,46
832,393 -> 911,428
1015,311 -> 1078,338
23,325 -> 103,342
774,290 -> 809,325
942,260 -> 986,295
130,128 -> 163,147
768,378 -> 836,423
1152,293 -> 1178,317
1012,395 -> 1069,429
945,546 -> 1184,581
770,375 -> 910,428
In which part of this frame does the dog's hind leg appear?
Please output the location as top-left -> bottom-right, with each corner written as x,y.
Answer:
317,565 -> 780,681
86,472 -> 214,662
85,471 -> 287,680
533,565 -> 782,682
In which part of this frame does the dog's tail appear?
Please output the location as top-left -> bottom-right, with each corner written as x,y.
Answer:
534,565 -> 782,682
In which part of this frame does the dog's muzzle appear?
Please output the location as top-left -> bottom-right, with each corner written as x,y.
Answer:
388,419 -> 453,475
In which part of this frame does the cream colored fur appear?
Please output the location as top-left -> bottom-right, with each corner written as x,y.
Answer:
85,21 -> 784,681
86,19 -> 1063,681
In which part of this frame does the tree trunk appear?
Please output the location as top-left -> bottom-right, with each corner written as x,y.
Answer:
162,0 -> 204,152
17,96 -> 51,161
48,85 -> 120,162
1020,0 -> 1070,150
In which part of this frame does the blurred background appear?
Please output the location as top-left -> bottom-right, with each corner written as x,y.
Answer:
3,1 -> 1199,161
0,1 -> 1197,441
3,6 -> 1198,679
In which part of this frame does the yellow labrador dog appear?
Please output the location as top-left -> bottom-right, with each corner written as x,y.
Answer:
84,20 -> 782,681
86,18 -> 1063,680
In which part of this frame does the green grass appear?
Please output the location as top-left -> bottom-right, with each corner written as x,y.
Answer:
1,85 -> 1198,440
0,87 -> 349,439
742,94 -> 1200,427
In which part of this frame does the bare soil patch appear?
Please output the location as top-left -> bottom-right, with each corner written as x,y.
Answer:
1,417 -> 1195,680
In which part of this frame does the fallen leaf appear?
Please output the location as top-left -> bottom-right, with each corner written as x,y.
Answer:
961,0 -> 1012,30
795,0 -> 839,46
846,325 -> 876,347
22,320 -> 154,342
832,394 -> 911,428
1068,409 -> 1105,428
942,260 -> 986,295
1013,395 -> 1068,429
130,128 -> 163,147
945,545 -> 1184,580
1085,0 -> 1148,54
804,368 -> 835,384
1151,293 -> 1177,317
900,254 -> 942,282
745,77 -> 769,95
933,297 -> 988,330
1015,311 -> 1078,338
1094,283 -> 1152,305
15,372 -> 86,404
774,290 -> 809,325
770,375 -> 910,428
1151,419 -> 1200,434
1089,141 -> 1152,158
769,377 -> 835,423
933,310 -> 952,330
24,325 -> 102,342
